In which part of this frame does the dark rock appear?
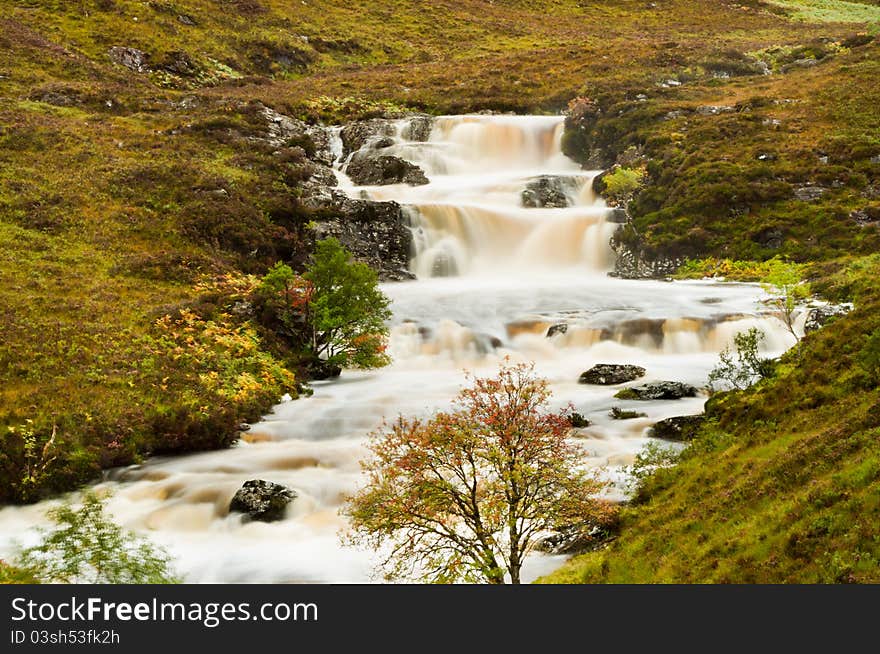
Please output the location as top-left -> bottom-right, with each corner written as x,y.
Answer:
753,227 -> 784,250
370,136 -> 396,150
312,196 -> 415,282
521,176 -> 574,208
609,243 -> 682,280
160,51 -> 198,77
537,524 -> 611,555
308,360 -> 343,380
580,364 -> 646,385
607,207 -> 629,224
649,415 -> 705,441
260,106 -> 334,166
804,304 -> 851,333
36,91 -> 76,107
794,186 -> 826,202
345,152 -> 429,186
229,480 -> 296,522
568,412 -> 590,428
109,46 -> 150,73
615,381 -> 698,400
340,120 -> 397,157
852,208 -> 880,225
547,323 -> 569,338
401,115 -> 435,142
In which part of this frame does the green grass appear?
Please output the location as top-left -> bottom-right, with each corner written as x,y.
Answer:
764,0 -> 880,23
543,256 -> 880,583
1,0 -> 879,521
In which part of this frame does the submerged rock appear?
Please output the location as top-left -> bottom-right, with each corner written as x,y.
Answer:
579,364 -> 646,385
547,323 -> 569,338
615,381 -> 698,400
346,152 -> 429,186
229,480 -> 296,522
649,415 -> 705,441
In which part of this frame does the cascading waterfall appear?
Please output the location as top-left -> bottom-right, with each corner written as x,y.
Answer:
0,114 -> 799,583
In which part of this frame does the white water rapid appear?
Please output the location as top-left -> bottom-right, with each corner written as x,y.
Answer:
0,115 -> 798,582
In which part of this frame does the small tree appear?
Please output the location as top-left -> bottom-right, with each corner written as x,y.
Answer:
345,362 -> 615,584
17,492 -> 179,584
708,327 -> 774,392
303,238 -> 392,370
762,258 -> 809,341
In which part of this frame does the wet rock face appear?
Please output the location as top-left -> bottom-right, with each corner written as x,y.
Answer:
340,120 -> 397,158
229,480 -> 296,522
579,364 -> 646,385
649,415 -> 705,441
345,152 -> 429,186
401,115 -> 435,142
311,195 -> 416,282
521,176 -> 575,208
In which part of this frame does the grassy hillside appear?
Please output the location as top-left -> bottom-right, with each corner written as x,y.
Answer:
0,0 -> 878,530
544,256 -> 880,583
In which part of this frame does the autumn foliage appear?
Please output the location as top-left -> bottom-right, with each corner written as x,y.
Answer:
346,362 -> 617,584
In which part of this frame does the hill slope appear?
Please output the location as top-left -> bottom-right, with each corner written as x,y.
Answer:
1,2 -> 880,591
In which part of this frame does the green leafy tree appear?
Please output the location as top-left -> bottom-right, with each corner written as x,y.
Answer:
345,362 -> 616,584
762,258 -> 810,341
708,327 -> 774,392
303,238 -> 392,370
17,492 -> 179,584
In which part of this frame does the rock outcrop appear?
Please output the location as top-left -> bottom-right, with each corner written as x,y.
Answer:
260,106 -> 334,166
521,176 -> 575,208
804,304 -> 852,333
311,195 -> 415,281
615,381 -> 698,400
108,47 -> 150,73
579,364 -> 646,385
649,415 -> 705,441
345,152 -> 429,186
229,480 -> 296,522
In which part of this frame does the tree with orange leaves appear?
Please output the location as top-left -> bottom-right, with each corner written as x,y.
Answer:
345,362 -> 616,584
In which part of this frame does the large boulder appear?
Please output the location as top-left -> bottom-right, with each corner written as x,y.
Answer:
345,152 -> 429,186
312,196 -> 415,281
401,115 -> 435,142
340,119 -> 397,158
804,304 -> 851,333
521,176 -> 575,208
615,381 -> 698,400
229,480 -> 296,522
649,415 -> 705,441
580,364 -> 646,385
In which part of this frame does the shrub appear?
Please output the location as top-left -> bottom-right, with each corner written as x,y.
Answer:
708,327 -> 775,392
16,492 -> 179,584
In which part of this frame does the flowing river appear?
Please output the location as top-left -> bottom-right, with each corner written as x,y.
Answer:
0,115 -> 797,582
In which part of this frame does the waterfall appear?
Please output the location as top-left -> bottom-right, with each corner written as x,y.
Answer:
0,114 -> 800,585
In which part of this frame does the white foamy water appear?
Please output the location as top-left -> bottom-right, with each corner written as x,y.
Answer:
0,115 -> 798,583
